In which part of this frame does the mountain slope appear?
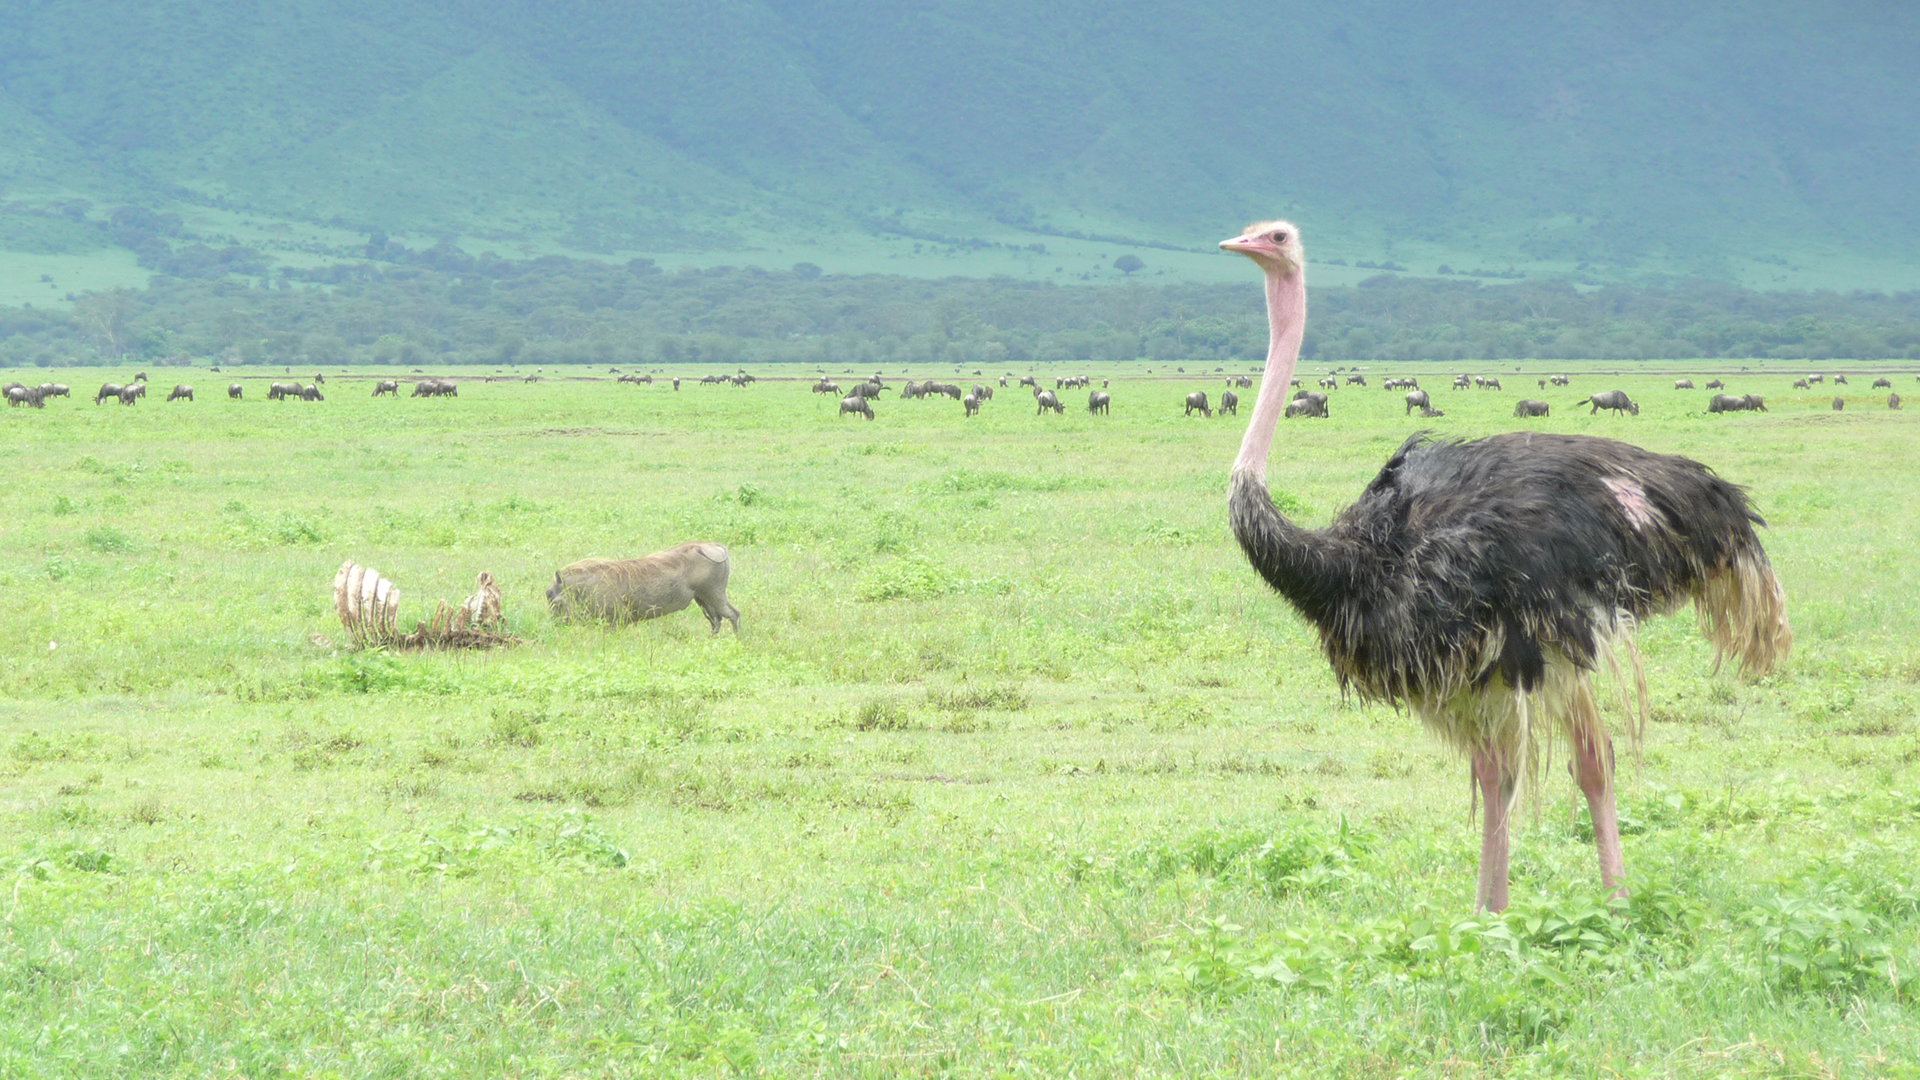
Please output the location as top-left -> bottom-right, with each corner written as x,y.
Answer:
0,0 -> 1914,281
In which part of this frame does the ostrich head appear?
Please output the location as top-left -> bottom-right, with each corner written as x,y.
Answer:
1219,220 -> 1304,278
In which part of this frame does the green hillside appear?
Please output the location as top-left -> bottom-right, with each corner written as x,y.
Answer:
1,1 -> 1916,287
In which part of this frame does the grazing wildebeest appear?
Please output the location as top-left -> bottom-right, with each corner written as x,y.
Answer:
973,384 -> 992,401
373,380 -> 399,396
96,383 -> 122,405
1873,377 -> 1893,389
1674,379 -> 1695,390
850,381 -> 886,399
1318,376 -> 1337,390
547,542 -> 740,634
133,372 -> 147,383
117,385 -> 141,405
6,385 -> 43,408
1088,390 -> 1111,415
1220,389 -> 1239,415
1288,390 -> 1330,417
1452,374 -> 1471,389
301,384 -> 324,401
229,383 -> 243,399
1808,374 -> 1824,385
962,393 -> 980,417
936,383 -> 964,400
167,385 -> 193,402
1583,391 -> 1638,416
1705,379 -> 1726,390
1404,389 -> 1431,415
1549,374 -> 1570,386
40,383 -> 68,398
1742,395 -> 1768,412
672,378 -> 680,390
1793,379 -> 1810,390
1833,375 -> 1847,385
1513,399 -> 1550,417
1707,394 -> 1748,413
1345,374 -> 1366,386
1019,376 -> 1036,388
1832,397 -> 1844,411
839,395 -> 874,420
1482,377 -> 1503,391
1891,393 -> 1903,410
999,376 -> 1008,388
1184,391 -> 1212,417
1034,389 -> 1064,414
1539,379 -> 1548,389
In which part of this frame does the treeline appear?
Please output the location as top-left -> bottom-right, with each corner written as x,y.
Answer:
5,242 -> 1920,370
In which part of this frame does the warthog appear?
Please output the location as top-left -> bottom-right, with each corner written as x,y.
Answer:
373,380 -> 399,396
1743,395 -> 1768,412
1832,397 -> 1845,411
1512,399 -> 1550,417
1872,377 -> 1893,389
1705,378 -> 1726,390
96,383 -> 122,404
1418,405 -> 1446,418
1404,389 -> 1431,415
229,383 -> 243,399
1674,379 -> 1695,390
167,385 -> 193,402
962,393 -> 980,417
1582,390 -> 1638,416
1088,390 -> 1111,414
1220,390 -> 1239,416
1034,389 -> 1063,414
839,395 -> 874,420
1183,391 -> 1211,417
547,542 -> 740,634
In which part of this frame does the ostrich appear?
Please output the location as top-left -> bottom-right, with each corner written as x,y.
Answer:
1220,221 -> 1791,913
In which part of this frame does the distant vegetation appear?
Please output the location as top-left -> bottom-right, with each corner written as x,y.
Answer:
5,243 -> 1920,371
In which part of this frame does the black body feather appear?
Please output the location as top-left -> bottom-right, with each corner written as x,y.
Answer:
1229,432 -> 1772,704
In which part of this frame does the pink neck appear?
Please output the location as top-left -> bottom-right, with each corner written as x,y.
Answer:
1233,264 -> 1307,485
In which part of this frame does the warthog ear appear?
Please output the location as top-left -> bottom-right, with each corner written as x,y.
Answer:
694,543 -> 728,564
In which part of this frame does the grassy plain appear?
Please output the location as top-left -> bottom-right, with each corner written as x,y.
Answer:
2,360 -> 1918,1078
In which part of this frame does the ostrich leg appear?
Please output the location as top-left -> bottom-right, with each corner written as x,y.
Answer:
1472,745 -> 1517,913
1572,731 -> 1627,896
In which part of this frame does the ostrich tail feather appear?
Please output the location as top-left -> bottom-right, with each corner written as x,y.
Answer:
1694,550 -> 1792,679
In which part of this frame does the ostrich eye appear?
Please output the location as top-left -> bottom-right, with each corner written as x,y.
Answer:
1271,232 -> 1287,243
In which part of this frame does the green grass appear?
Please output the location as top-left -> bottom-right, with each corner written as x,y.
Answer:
3,359 -> 1918,1077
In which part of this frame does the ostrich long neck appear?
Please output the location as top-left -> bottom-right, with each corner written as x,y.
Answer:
1234,266 -> 1307,484
1228,261 -> 1360,624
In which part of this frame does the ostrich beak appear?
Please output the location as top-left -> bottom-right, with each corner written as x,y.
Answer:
1219,235 -> 1258,254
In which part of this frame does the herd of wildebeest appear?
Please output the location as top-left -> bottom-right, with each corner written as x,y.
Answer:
2,365 -> 1910,417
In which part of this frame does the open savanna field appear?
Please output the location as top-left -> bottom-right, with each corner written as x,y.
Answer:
3,359 -> 1919,1077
